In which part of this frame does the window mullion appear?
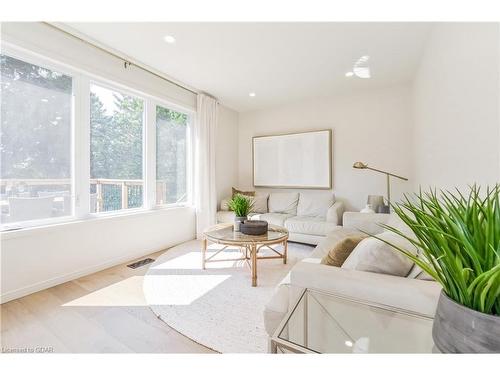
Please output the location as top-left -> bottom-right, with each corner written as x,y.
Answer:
145,101 -> 157,210
74,75 -> 90,218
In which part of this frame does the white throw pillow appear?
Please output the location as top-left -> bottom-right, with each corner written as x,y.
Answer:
407,263 -> 435,281
296,192 -> 335,217
251,192 -> 269,214
341,232 -> 417,277
268,192 -> 299,215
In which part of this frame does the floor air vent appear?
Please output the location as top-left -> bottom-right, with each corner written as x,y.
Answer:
127,258 -> 155,269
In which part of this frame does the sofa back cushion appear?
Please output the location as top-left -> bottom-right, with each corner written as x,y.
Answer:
221,192 -> 269,213
297,192 -> 334,217
268,192 -> 299,215
251,192 -> 269,214
232,187 -> 255,197
341,232 -> 417,277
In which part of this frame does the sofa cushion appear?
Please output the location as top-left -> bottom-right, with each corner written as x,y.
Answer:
217,211 -> 264,223
297,192 -> 334,217
251,212 -> 294,227
407,263 -> 435,281
268,192 -> 299,215
385,214 -> 416,238
310,227 -> 364,259
341,232 -> 417,277
216,210 -> 236,223
285,216 -> 339,236
251,192 -> 269,214
232,187 -> 255,197
320,234 -> 368,267
220,192 -> 268,214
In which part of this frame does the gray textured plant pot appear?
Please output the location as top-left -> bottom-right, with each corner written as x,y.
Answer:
433,291 -> 500,353
233,216 -> 246,232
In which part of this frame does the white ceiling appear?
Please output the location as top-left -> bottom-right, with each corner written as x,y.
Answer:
64,23 -> 432,112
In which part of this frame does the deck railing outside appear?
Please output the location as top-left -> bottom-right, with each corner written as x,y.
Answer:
0,178 -> 170,212
0,178 -> 182,213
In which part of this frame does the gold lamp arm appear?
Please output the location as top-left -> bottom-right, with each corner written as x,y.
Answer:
352,161 -> 408,212
364,166 -> 408,181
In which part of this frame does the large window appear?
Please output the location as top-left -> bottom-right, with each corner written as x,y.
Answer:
90,84 -> 144,213
156,105 -> 189,205
0,54 -> 73,224
0,47 -> 192,230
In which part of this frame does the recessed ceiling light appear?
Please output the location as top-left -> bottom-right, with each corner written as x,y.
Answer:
163,35 -> 176,44
345,56 -> 371,79
249,92 -> 256,97
353,55 -> 371,79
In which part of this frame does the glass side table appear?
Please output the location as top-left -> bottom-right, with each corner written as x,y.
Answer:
270,288 -> 436,353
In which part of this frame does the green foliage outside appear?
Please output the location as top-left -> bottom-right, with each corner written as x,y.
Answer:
1,54 -> 72,180
90,91 -> 143,180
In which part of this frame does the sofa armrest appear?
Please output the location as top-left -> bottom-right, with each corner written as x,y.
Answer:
326,201 -> 344,224
219,197 -> 230,211
342,212 -> 391,235
289,261 -> 441,317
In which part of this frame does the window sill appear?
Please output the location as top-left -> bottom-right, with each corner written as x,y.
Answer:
0,205 -> 195,241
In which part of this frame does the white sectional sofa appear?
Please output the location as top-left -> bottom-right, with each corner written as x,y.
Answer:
263,212 -> 442,343
216,191 -> 345,245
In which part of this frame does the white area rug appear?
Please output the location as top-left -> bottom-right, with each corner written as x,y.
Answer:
143,240 -> 313,353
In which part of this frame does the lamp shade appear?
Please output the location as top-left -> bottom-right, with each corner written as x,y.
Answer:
353,161 -> 368,169
367,195 -> 384,212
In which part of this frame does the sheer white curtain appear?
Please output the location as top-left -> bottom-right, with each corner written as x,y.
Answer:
194,93 -> 218,238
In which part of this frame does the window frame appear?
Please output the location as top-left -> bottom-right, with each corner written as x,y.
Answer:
0,43 -> 195,232
152,99 -> 193,209
0,45 -> 79,230
88,79 -> 147,216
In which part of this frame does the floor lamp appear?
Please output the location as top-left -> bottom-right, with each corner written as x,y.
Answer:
353,161 -> 408,213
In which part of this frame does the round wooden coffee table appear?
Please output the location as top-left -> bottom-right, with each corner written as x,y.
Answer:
202,223 -> 289,287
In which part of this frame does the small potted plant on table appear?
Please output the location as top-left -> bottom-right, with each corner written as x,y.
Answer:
227,194 -> 254,232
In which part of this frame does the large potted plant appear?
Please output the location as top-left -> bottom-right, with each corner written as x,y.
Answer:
379,185 -> 500,353
227,194 -> 254,232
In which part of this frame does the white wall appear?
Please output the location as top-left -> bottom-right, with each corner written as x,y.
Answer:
1,208 -> 195,303
413,23 -> 500,190
216,106 -> 239,204
237,85 -> 414,211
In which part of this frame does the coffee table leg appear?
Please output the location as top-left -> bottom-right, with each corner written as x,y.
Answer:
251,244 -> 257,287
202,238 -> 207,270
283,239 -> 288,264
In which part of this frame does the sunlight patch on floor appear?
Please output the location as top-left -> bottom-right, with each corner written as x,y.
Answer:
150,248 -> 247,270
145,274 -> 231,305
62,275 -> 147,307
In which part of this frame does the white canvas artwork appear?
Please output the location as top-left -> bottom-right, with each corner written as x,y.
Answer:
253,130 -> 332,188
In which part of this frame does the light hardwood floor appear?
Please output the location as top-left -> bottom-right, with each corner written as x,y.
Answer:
0,250 -> 214,353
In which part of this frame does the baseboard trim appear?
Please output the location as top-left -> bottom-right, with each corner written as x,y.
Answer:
0,240 -> 191,304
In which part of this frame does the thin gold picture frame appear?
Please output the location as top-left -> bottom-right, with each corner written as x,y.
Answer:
252,129 -> 332,189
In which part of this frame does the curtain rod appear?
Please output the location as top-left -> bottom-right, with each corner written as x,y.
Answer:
43,22 -> 200,96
